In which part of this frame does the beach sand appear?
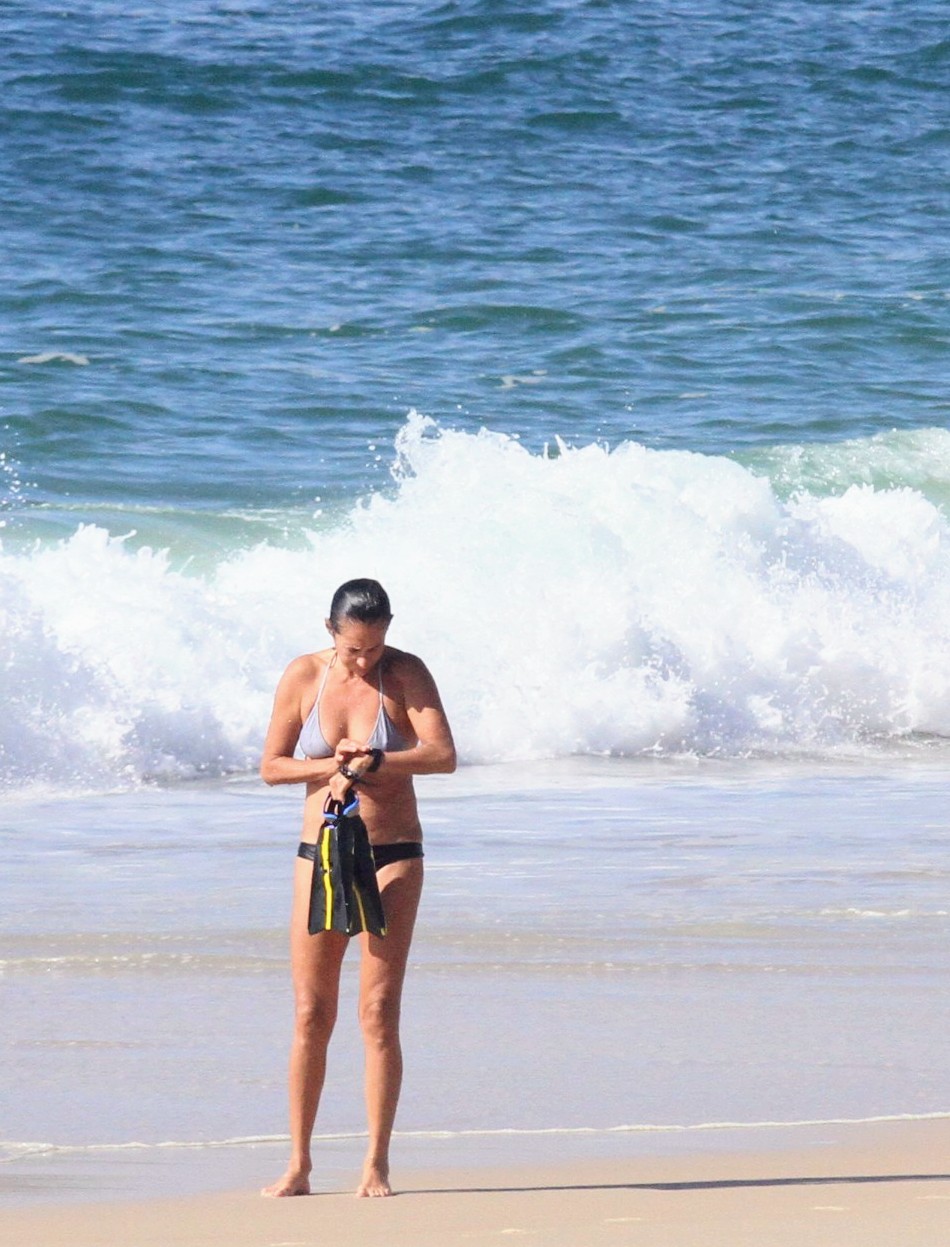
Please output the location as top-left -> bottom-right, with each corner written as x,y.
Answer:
2,1118 -> 947,1247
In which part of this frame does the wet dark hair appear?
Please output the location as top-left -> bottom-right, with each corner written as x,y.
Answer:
328,578 -> 393,632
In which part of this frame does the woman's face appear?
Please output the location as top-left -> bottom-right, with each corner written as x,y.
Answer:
327,618 -> 390,676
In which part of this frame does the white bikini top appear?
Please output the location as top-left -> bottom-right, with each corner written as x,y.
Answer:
298,654 -> 412,758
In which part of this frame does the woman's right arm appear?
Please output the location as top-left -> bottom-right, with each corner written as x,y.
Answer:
259,657 -> 339,787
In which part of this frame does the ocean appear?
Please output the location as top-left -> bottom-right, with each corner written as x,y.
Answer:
1,0 -> 948,1205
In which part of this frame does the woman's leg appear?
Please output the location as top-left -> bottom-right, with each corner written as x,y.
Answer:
262,857 -> 348,1197
355,857 -> 424,1197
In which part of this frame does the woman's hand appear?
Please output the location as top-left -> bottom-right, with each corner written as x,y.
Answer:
328,738 -> 380,803
328,769 -> 354,803
334,738 -> 370,767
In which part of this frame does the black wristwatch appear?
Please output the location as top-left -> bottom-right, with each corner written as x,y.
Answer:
338,763 -> 362,782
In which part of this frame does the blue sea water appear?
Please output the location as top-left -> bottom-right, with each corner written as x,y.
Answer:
4,1 -> 950,789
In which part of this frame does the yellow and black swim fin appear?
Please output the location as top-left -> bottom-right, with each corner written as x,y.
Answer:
307,794 -> 387,938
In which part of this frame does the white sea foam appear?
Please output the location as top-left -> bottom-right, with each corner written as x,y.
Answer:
3,1112 -> 948,1162
15,351 -> 90,366
4,415 -> 950,793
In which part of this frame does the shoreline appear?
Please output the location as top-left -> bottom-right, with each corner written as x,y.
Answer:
9,745 -> 950,807
2,1117 -> 948,1246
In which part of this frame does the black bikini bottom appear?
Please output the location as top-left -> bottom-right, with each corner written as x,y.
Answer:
297,840 -> 424,870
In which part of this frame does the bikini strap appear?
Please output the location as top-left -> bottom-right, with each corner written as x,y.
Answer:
377,657 -> 385,708
314,651 -> 336,708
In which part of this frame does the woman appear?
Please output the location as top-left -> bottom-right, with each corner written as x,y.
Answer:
259,579 -> 456,1199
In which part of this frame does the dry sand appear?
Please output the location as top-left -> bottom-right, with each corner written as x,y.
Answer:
2,1117 -> 947,1247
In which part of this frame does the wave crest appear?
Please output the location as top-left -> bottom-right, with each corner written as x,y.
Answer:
4,415 -> 950,793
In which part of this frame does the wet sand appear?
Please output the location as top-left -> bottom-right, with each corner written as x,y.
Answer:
2,1117 -> 948,1247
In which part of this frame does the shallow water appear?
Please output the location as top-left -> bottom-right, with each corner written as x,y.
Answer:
2,761 -> 947,1204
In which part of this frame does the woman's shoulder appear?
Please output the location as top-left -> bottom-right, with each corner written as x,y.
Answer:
382,647 -> 436,689
282,649 -> 331,685
382,645 -> 422,672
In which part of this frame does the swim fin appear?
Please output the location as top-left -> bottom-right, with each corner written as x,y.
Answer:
307,795 -> 387,937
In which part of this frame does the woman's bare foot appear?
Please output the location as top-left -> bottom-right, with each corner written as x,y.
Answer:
356,1158 -> 392,1198
261,1167 -> 311,1197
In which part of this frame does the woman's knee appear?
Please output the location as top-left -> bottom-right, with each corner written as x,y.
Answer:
359,990 -> 401,1044
294,996 -> 338,1041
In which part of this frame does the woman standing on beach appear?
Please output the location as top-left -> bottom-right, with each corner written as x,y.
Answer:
259,578 -> 456,1199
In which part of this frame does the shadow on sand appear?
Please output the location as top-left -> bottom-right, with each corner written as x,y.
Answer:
395,1172 -> 950,1197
